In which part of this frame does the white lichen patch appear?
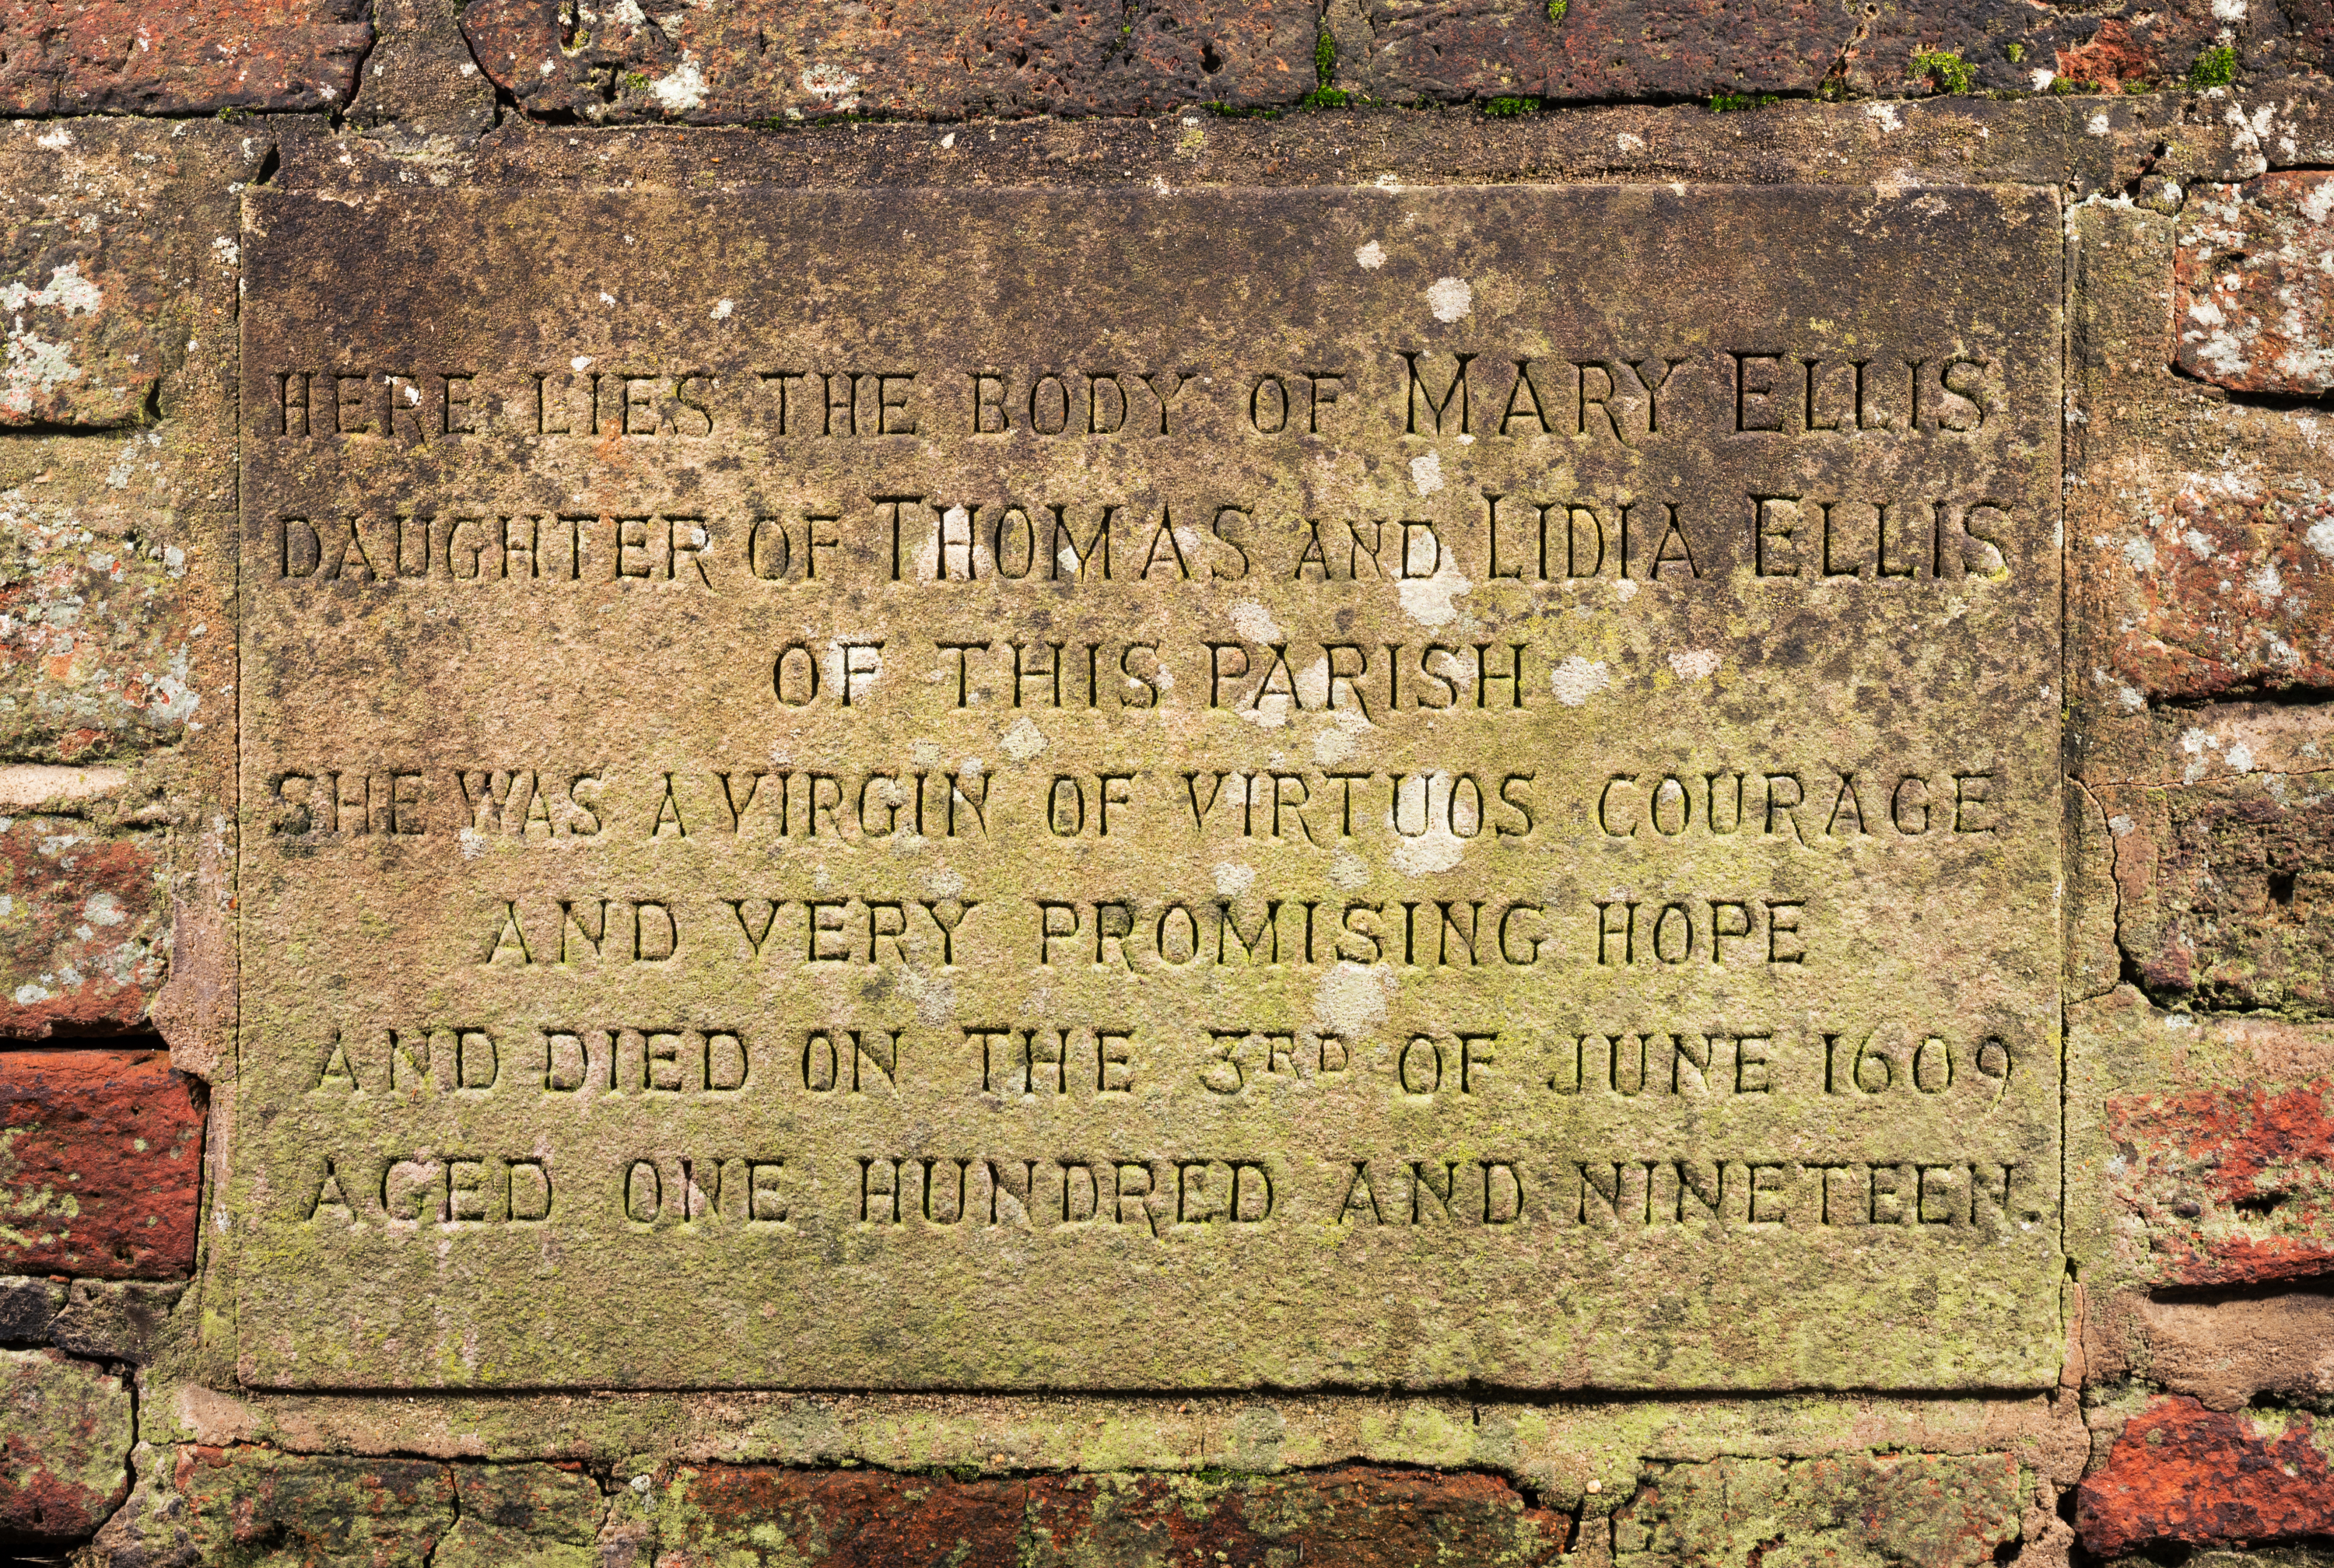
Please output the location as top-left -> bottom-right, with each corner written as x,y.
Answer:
1001,716 -> 1047,761
1212,862 -> 1256,897
647,53 -> 708,113
1551,655 -> 1610,706
1426,277 -> 1472,322
1668,648 -> 1721,681
1313,961 -> 1393,1037
1408,451 -> 1444,497
1396,560 -> 1472,627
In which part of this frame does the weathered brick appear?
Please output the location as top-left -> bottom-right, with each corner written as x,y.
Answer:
1610,1454 -> 2024,1567
2110,773 -> 2334,1014
0,1346 -> 131,1540
654,1464 -> 1572,1566
0,1048 -> 201,1278
2080,1396 -> 2334,1557
0,0 -> 371,116
2108,1076 -> 2334,1285
2134,1294 -> 2334,1410
462,0 -> 1315,122
0,506 -> 208,759
2178,173 -> 2334,394
2068,203 -> 2334,713
0,817 -> 167,1036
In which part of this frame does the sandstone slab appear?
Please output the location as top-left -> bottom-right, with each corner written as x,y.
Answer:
226,183 -> 2062,1392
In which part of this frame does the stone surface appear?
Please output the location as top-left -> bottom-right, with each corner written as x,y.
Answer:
0,817 -> 168,1036
436,1463 -> 606,1568
0,1346 -> 131,1540
2079,1395 -> 2334,1558
0,0 -> 371,116
0,1048 -> 202,1278
1609,1453 -> 2024,1567
0,117 -> 271,445
226,182 -> 2061,1393
461,0 -> 1318,122
2178,173 -> 2334,395
349,0 -> 495,140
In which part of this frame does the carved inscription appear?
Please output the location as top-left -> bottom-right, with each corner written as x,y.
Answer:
231,184 -> 2063,1394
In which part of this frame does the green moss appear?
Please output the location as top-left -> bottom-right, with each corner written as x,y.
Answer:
1547,0 -> 1568,19
1481,95 -> 1538,116
1204,101 -> 1281,119
1707,92 -> 1778,111
2187,44 -> 2238,88
1314,26 -> 1337,88
2003,41 -> 2024,62
619,70 -> 652,91
1302,87 -> 1359,108
1910,48 -> 1976,93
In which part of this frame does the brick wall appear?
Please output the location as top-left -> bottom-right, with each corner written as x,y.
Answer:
0,2 -> 2328,1563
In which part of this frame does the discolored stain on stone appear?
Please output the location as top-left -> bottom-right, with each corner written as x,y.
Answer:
2177,173 -> 2334,396
1610,1452 -> 2024,1567
171,1447 -> 458,1568
2079,1396 -> 2334,1558
0,1048 -> 202,1278
0,0 -> 371,116
461,0 -> 1316,122
656,1463 -> 1571,1566
0,1346 -> 130,1540
0,817 -> 167,1037
435,1463 -> 606,1568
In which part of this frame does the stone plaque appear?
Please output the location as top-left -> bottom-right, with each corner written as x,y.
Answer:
228,185 -> 2062,1391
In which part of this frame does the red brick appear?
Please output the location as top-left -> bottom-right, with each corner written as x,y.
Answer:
462,0 -> 1314,123
2107,1077 -> 2334,1285
2079,1396 -> 2334,1556
0,1347 -> 131,1540
0,0 -> 370,115
2178,173 -> 2334,395
0,1048 -> 201,1278
0,818 -> 167,1037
